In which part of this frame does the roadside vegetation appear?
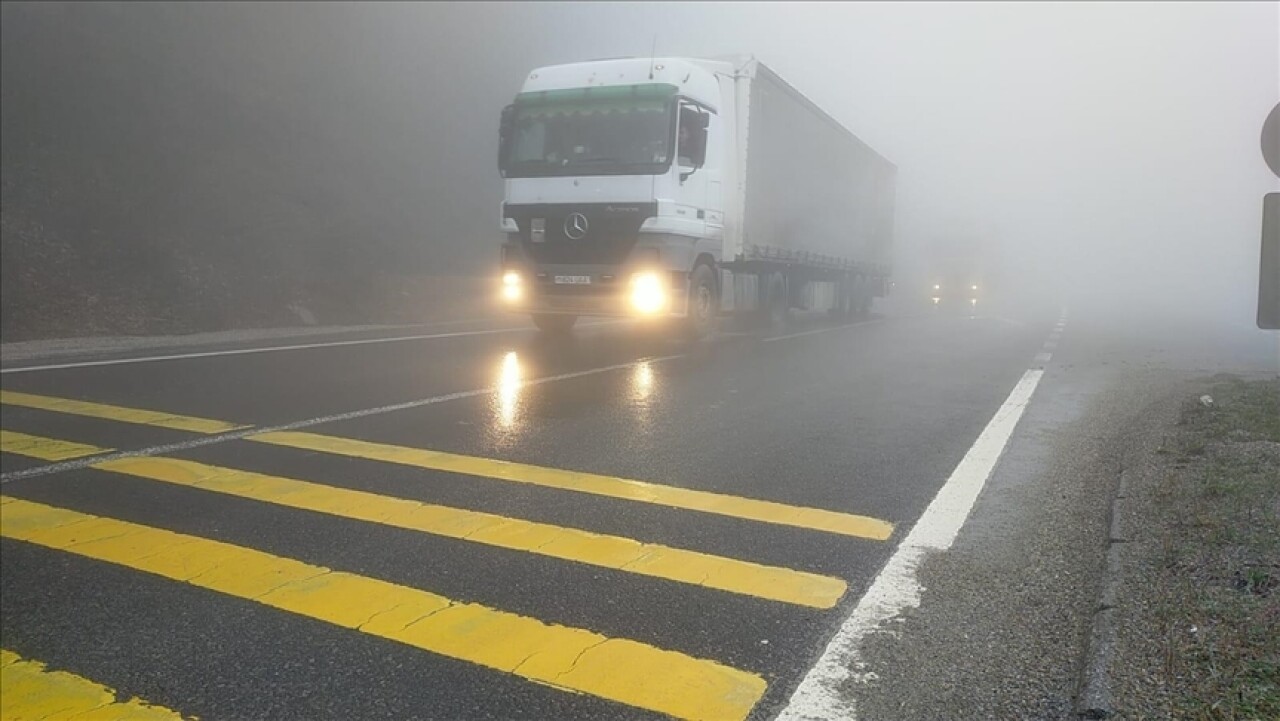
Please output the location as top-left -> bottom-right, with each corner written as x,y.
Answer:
1154,376 -> 1280,719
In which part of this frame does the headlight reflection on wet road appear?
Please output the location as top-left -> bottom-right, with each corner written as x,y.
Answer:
495,351 -> 521,428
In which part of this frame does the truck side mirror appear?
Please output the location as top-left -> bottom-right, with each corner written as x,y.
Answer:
679,110 -> 709,182
687,126 -> 708,168
498,104 -> 515,173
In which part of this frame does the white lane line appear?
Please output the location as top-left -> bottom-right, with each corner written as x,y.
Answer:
0,328 -> 538,374
777,366 -> 1046,721
762,319 -> 884,343
1034,351 -> 1053,364
986,316 -> 1027,327
0,352 -> 685,483
0,321 -> 622,375
1044,339 -> 1059,350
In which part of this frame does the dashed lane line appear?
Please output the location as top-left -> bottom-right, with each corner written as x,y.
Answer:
0,496 -> 767,721
761,319 -> 884,343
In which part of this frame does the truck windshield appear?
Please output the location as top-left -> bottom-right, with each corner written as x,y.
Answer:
502,84 -> 677,177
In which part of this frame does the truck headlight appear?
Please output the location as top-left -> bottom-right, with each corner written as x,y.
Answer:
933,284 -> 941,291
630,272 -> 667,314
502,271 -> 522,301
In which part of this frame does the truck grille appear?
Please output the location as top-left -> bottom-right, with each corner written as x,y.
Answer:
504,203 -> 656,265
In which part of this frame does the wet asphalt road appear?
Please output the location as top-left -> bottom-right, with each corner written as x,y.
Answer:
0,302 -> 1061,721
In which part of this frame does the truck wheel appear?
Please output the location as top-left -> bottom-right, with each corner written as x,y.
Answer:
766,272 -> 790,330
531,314 -> 576,334
684,264 -> 718,339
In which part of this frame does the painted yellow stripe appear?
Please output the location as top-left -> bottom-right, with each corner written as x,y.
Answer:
0,430 -> 111,461
0,390 -> 246,434
0,647 -> 187,720
251,431 -> 895,541
92,456 -> 846,608
0,497 -> 766,721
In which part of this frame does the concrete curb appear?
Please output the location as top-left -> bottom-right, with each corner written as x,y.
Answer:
1075,467 -> 1133,719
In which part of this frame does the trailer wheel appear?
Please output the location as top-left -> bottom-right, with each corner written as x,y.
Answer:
531,313 -> 576,334
766,272 -> 790,330
683,264 -> 718,339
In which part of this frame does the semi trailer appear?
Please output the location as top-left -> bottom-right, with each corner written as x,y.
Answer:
497,55 -> 896,337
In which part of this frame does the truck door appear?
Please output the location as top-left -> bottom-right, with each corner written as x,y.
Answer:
675,102 -> 708,237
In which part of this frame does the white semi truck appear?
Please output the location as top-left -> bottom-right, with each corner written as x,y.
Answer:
497,55 -> 896,337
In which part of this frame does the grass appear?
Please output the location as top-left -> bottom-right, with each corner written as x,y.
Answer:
1156,377 -> 1280,720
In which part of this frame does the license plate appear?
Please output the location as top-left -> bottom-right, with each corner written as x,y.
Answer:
554,275 -> 592,285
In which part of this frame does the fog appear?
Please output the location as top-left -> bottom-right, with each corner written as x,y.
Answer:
2,1 -> 1276,338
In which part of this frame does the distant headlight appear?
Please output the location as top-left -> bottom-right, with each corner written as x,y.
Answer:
933,284 -> 941,291
971,284 -> 979,291
630,272 -> 667,314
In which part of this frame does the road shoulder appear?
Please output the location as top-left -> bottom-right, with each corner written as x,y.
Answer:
1098,376 -> 1279,719
841,362 -> 1208,719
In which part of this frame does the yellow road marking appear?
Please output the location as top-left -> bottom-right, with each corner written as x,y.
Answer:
92,455 -> 846,608
0,648 -> 187,720
251,431 -> 895,541
0,390 -> 247,434
0,497 -> 766,721
0,430 -> 111,461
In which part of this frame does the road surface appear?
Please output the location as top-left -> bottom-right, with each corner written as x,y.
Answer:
2,301 -> 1267,720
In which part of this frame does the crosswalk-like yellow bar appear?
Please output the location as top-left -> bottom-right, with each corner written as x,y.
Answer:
251,431 -> 895,541
93,456 -> 847,608
0,648 -> 187,720
0,390 -> 892,540
0,497 -> 766,721
0,430 -> 110,461
0,390 -> 247,434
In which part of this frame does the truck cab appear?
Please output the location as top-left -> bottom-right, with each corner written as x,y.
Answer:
497,58 -> 727,335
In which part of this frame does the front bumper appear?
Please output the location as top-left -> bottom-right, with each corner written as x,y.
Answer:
503,271 -> 689,318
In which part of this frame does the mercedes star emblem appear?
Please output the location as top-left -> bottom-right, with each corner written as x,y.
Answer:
564,212 -> 589,240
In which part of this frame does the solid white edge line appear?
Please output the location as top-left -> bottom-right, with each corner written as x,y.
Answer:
762,319 -> 884,343
0,351 -> 684,483
776,367 -> 1046,721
